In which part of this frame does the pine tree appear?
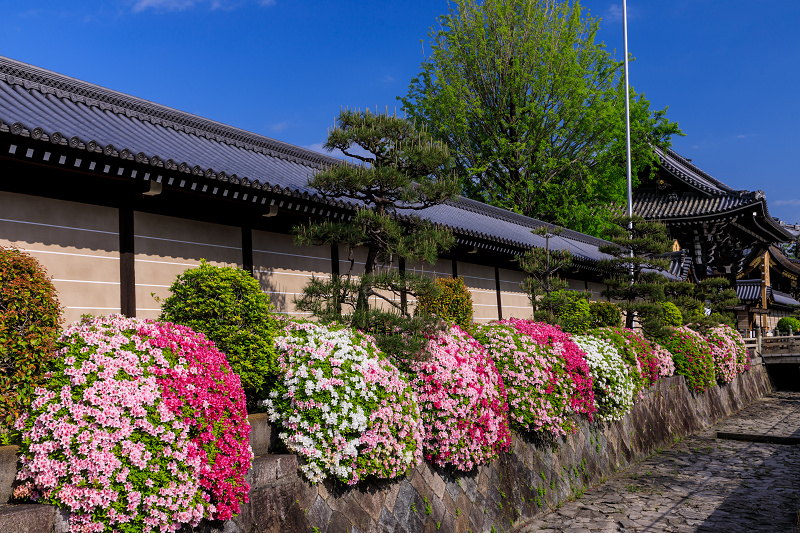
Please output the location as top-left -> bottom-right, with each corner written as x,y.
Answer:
293,108 -> 460,358
599,215 -> 672,332
518,226 -> 574,322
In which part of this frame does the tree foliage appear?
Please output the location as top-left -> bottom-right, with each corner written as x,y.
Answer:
401,0 -> 682,236
518,226 -> 573,322
0,246 -> 62,444
599,214 -> 672,332
293,109 -> 460,360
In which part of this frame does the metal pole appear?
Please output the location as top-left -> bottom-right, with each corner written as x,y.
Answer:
623,0 -> 633,222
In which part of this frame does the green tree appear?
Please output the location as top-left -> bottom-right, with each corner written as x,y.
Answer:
518,226 -> 574,322
293,109 -> 460,359
400,0 -> 682,236
664,277 -> 738,329
599,215 -> 672,332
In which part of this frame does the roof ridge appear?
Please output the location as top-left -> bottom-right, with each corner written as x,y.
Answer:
662,147 -> 739,193
0,55 -> 340,169
448,196 -> 613,248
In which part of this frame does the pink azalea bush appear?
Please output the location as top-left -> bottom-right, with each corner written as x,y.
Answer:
650,341 -> 676,378
501,319 -> 595,419
657,326 -> 716,393
14,315 -> 251,533
264,321 -> 422,484
410,325 -> 511,471
472,323 -> 577,436
704,325 -> 749,383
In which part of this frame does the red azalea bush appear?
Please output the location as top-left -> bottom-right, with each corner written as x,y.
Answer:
473,323 -> 580,436
657,326 -> 716,393
410,325 -> 511,471
704,324 -> 749,383
501,319 -> 595,419
14,315 -> 251,532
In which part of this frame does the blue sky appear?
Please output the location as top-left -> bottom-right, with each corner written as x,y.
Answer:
1,1 -> 798,224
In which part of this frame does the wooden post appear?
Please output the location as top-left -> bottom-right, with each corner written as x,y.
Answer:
495,266 -> 503,321
119,205 -> 136,317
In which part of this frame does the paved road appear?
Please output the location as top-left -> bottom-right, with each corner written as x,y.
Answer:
515,391 -> 800,533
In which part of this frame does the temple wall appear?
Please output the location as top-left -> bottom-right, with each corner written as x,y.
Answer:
0,191 -> 120,324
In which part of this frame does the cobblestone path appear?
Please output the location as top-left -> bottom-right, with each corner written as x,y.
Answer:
515,392 -> 800,533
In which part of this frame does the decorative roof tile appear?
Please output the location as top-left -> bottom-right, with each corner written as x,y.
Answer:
0,55 -> 614,264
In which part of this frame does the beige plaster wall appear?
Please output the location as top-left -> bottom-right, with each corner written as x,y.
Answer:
497,267 -> 530,319
459,262 -> 499,322
133,212 -> 242,319
254,231 -> 330,316
0,191 -> 120,325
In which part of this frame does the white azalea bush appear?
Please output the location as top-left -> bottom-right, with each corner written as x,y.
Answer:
572,335 -> 635,421
263,321 -> 423,484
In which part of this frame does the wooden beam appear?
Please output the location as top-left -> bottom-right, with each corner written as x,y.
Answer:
119,205 -> 136,317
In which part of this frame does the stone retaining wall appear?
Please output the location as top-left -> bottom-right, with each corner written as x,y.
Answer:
0,361 -> 773,533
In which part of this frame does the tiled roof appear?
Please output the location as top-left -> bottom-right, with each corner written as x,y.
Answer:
736,279 -> 763,301
736,280 -> 800,308
0,56 -> 612,264
634,146 -> 792,241
632,191 -> 755,220
654,147 -> 737,195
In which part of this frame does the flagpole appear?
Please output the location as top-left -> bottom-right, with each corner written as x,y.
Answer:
623,0 -> 633,222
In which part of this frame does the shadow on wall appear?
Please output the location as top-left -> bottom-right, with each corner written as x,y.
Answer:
254,269 -> 287,314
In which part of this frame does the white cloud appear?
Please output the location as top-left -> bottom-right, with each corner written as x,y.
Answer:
606,3 -> 623,22
736,134 -> 747,139
269,121 -> 289,133
774,199 -> 800,206
381,75 -> 395,84
130,0 -> 273,13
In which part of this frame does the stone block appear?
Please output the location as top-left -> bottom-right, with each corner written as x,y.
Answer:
0,446 -> 19,504
247,413 -> 278,457
0,504 -> 55,533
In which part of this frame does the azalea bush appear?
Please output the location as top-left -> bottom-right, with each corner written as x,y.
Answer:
572,335 -> 635,421
650,341 -> 676,378
502,318 -> 596,419
14,315 -> 251,532
591,327 -> 661,394
704,324 -> 749,383
159,261 -> 281,407
658,326 -> 716,393
264,321 -> 422,484
473,323 -> 576,436
410,325 -> 511,470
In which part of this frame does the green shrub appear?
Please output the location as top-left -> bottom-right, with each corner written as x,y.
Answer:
777,316 -> 800,335
660,302 -> 683,327
555,291 -> 591,334
657,326 -> 715,393
159,260 -> 280,406
0,246 -> 62,444
416,276 -> 473,330
589,301 -> 621,328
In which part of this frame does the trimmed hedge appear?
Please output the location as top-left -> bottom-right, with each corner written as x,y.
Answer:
416,276 -> 473,330
0,246 -> 62,443
776,316 -> 800,335
159,260 -> 280,406
589,301 -> 621,328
